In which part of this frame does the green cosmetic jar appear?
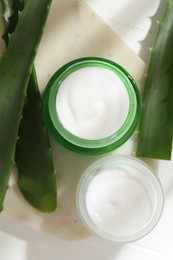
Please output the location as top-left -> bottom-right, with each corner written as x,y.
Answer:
42,57 -> 141,155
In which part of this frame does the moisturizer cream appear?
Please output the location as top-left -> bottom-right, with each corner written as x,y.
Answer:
56,67 -> 129,140
42,57 -> 141,154
76,156 -> 164,243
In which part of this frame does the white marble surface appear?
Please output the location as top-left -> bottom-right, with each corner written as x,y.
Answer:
1,0 -> 173,259
85,0 -> 166,64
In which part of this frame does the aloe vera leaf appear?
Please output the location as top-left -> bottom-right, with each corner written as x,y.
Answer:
16,69 -> 57,212
0,0 -> 53,211
136,0 -> 173,160
0,0 -> 13,40
0,0 -> 23,44
1,0 -> 57,212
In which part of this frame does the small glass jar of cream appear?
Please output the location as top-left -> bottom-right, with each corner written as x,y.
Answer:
76,155 -> 164,243
42,57 -> 141,155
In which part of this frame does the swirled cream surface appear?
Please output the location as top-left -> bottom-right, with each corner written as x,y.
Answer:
56,67 -> 129,140
85,166 -> 154,236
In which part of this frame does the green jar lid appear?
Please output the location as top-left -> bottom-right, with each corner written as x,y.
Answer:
42,57 -> 141,155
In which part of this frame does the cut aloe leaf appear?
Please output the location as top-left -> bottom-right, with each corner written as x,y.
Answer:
137,0 -> 173,160
0,0 -> 57,211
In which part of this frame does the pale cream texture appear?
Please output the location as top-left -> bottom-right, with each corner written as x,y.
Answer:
2,0 -> 145,241
86,168 -> 153,236
56,67 -> 129,139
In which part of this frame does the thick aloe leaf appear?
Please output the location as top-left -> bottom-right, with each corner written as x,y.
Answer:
1,0 -> 57,212
1,0 -> 23,44
137,0 -> 173,160
16,69 -> 57,212
0,0 -> 54,211
0,0 -> 57,212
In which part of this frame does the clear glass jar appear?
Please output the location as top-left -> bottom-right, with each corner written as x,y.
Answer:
42,57 -> 141,155
76,155 -> 164,243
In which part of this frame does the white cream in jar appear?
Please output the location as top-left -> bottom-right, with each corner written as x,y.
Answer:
76,156 -> 164,242
86,167 -> 153,236
56,66 -> 129,140
42,58 -> 141,154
